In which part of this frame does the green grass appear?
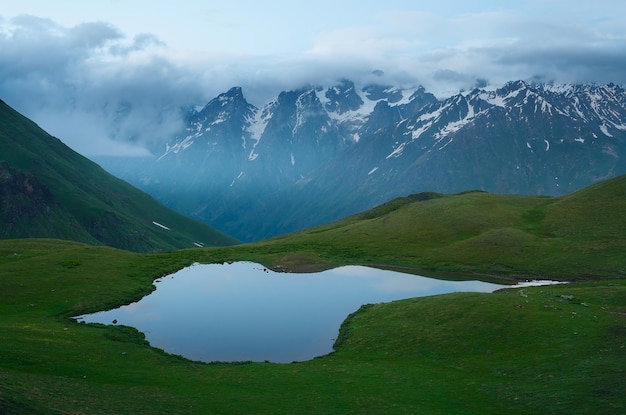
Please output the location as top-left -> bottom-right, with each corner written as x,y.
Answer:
0,238 -> 624,414
1,176 -> 625,413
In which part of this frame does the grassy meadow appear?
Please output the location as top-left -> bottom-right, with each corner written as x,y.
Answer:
1,176 -> 626,413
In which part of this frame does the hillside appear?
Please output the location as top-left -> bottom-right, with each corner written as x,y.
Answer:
248,175 -> 626,279
0,99 -> 238,252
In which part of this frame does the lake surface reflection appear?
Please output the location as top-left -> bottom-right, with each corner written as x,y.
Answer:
76,262 -> 507,363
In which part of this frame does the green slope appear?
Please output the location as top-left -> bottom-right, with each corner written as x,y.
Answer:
249,176 -> 626,279
0,99 -> 238,251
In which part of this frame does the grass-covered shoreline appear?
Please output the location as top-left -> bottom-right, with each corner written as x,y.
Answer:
1,238 -> 624,414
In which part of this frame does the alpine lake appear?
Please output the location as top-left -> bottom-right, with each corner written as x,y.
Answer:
75,262 -> 559,363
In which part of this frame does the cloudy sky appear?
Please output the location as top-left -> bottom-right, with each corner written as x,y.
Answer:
1,0 -> 625,156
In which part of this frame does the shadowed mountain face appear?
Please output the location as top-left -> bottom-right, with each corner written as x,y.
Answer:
95,80 -> 626,242
0,99 -> 238,252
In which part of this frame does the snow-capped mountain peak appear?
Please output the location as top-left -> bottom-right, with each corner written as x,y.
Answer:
100,79 -> 626,242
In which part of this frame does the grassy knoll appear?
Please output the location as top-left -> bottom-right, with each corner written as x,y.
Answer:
0,238 -> 624,414
247,175 -> 626,280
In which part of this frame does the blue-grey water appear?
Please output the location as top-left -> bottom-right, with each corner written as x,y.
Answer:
75,262 -> 512,363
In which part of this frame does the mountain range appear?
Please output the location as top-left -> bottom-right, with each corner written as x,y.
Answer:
0,99 -> 237,252
89,79 -> 626,241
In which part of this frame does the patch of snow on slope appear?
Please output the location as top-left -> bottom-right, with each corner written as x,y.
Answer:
612,121 -> 626,131
530,94 -> 564,116
571,97 -> 588,121
292,95 -> 306,135
482,88 -> 522,108
479,91 -> 504,108
152,221 -> 170,230
433,101 -> 486,144
386,142 -> 406,159
600,124 -> 613,137
157,133 -> 198,161
412,124 -> 430,140
403,101 -> 453,142
316,88 -> 330,106
219,94 -> 233,104
246,107 -> 270,142
211,111 -> 228,125
319,87 -> 377,124
393,87 -> 418,105
230,171 -> 245,187
587,90 -> 610,121
248,150 -> 259,161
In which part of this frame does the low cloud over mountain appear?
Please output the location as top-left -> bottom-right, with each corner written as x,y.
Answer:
1,4 -> 626,157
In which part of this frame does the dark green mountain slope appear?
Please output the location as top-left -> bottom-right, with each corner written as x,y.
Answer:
0,99 -> 238,251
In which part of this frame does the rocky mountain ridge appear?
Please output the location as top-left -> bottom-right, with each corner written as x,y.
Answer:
96,79 -> 626,241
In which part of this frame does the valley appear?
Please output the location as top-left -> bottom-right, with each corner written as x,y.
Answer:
2,3 -> 625,414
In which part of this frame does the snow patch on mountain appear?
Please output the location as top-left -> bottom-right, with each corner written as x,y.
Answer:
411,124 -> 430,140
433,101 -> 480,141
211,112 -> 228,125
152,221 -> 170,230
292,95 -> 307,135
316,87 -> 374,125
246,106 -> 270,141
158,133 -> 197,161
481,88 -> 522,108
386,142 -> 406,159
600,124 -> 613,137
248,150 -> 259,161
230,171 -> 245,187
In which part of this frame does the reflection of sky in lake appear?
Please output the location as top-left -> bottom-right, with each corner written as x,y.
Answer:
76,262 -> 507,363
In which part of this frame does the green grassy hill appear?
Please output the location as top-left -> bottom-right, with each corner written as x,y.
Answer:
0,99 -> 238,251
248,176 -> 626,280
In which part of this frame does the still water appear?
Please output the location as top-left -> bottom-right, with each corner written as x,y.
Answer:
76,262 -> 509,363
